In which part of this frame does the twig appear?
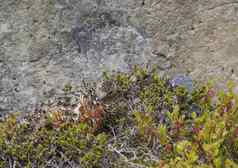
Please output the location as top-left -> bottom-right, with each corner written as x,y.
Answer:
108,144 -> 147,168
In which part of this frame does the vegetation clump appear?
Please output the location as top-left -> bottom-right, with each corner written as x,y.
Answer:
0,65 -> 238,168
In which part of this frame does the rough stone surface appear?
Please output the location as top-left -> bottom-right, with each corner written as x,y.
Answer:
0,0 -> 238,114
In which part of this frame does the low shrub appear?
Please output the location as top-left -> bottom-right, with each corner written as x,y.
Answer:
0,65 -> 238,168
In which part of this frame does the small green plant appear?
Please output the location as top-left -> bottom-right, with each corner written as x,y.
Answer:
63,83 -> 73,93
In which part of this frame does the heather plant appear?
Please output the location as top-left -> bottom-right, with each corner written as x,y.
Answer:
0,65 -> 238,168
0,113 -> 108,167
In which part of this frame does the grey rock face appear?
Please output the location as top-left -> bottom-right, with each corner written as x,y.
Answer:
0,0 -> 238,114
